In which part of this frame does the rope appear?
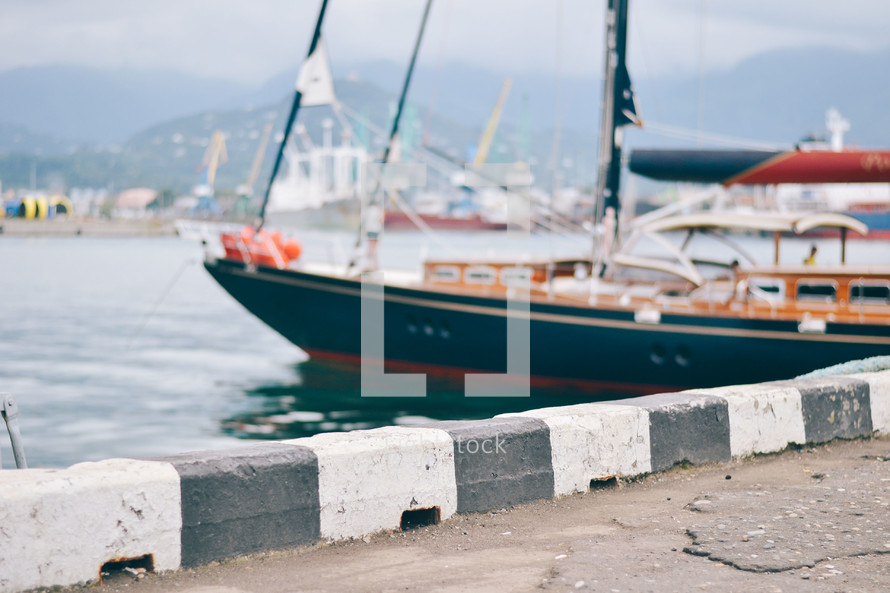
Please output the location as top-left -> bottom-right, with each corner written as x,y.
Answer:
388,191 -> 459,255
696,0 -> 708,146
641,122 -> 791,151
127,257 -> 195,348
548,0 -> 564,260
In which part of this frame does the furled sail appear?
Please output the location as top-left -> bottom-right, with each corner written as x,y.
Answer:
295,40 -> 336,107
615,62 -> 641,127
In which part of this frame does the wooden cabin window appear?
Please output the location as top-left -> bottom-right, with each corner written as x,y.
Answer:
500,266 -> 534,287
850,281 -> 890,305
796,280 -> 837,303
748,277 -> 785,302
464,265 -> 497,285
430,265 -> 460,283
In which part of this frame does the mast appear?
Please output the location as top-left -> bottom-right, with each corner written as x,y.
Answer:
376,0 -> 433,177
257,0 -> 330,230
349,0 -> 434,272
594,0 -> 639,246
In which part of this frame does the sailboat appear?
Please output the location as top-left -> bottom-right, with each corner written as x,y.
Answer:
203,0 -> 890,395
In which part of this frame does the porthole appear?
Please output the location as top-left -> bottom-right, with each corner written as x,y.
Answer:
422,317 -> 435,336
650,342 -> 667,365
675,344 -> 692,367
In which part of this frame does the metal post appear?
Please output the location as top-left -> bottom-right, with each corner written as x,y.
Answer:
841,227 -> 848,264
1,393 -> 28,469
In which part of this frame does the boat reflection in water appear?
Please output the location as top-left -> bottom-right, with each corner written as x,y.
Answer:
220,357 -> 605,440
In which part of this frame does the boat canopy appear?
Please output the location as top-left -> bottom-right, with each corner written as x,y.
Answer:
790,212 -> 869,235
636,211 -> 869,236
610,253 -> 705,286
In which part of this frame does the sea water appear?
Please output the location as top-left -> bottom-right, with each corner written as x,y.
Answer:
0,230 -> 883,468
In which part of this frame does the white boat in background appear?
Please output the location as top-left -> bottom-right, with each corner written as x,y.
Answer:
263,118 -> 366,229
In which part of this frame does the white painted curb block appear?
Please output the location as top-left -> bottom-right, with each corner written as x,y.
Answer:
692,384 -> 806,457
852,371 -> 890,435
503,404 -> 651,497
286,426 -> 456,540
0,459 -> 181,593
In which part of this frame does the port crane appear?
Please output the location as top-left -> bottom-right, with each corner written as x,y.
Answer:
473,77 -> 512,166
196,130 -> 228,196
237,122 -> 275,198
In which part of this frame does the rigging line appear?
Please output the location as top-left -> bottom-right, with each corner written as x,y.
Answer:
629,0 -> 662,123
533,216 -> 590,246
337,102 -> 387,138
696,0 -> 707,146
347,0 -> 435,270
641,121 -> 791,151
421,0 -> 453,146
126,256 -> 195,349
375,0 -> 434,188
550,0 -> 564,200
257,0 -> 330,231
331,102 -> 361,148
549,0 -> 564,259
388,191 -> 459,254
331,103 -> 353,138
342,101 -> 568,248
338,102 -> 455,180
542,207 -> 589,236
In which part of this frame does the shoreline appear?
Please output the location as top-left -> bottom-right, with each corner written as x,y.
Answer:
0,217 -> 178,237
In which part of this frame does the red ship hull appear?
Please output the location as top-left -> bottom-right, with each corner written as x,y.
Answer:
384,211 -> 507,231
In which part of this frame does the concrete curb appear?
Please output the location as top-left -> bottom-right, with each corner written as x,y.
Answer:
159,443 -> 320,568
1,370 -> 888,593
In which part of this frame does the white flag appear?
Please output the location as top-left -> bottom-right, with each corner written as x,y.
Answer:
295,40 -> 336,107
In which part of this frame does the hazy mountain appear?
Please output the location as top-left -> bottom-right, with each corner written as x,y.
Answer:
337,59 -> 599,138
343,47 -> 890,150
2,78 -> 490,194
1,45 -> 889,193
0,65 -> 250,146
0,122 -> 80,155
638,45 -> 890,150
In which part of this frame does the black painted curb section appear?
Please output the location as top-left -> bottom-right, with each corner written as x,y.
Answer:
427,417 -> 555,513
614,393 -> 732,472
777,377 -> 873,443
157,443 -> 320,567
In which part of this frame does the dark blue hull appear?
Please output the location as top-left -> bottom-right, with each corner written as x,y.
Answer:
205,259 -> 890,394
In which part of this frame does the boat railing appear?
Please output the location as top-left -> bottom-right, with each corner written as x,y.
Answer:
687,280 -> 735,311
746,284 -> 781,317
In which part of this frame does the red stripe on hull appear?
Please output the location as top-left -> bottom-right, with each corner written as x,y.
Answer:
303,348 -> 682,396
729,150 -> 890,186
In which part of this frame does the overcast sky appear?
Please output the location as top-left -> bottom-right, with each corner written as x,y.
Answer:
2,0 -> 888,84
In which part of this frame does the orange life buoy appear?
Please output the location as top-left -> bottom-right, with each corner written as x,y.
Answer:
220,226 -> 300,269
